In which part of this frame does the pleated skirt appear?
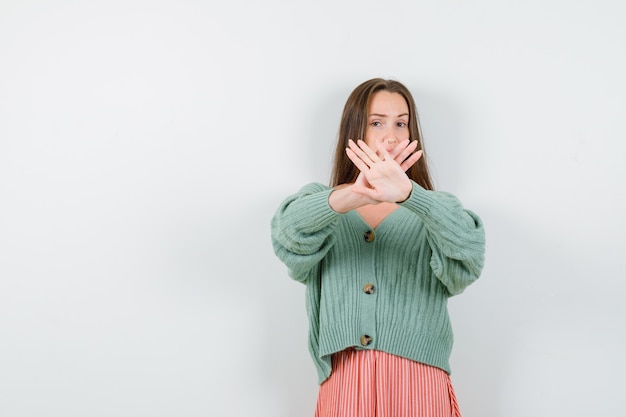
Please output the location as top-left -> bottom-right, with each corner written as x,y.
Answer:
315,349 -> 461,417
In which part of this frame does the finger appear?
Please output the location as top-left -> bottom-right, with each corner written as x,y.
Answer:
346,147 -> 371,172
348,139 -> 375,167
395,140 -> 418,164
375,141 -> 393,162
387,139 -> 410,160
400,150 -> 423,171
356,139 -> 381,163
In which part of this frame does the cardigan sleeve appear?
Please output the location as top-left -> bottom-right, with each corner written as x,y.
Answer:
400,181 -> 486,296
271,183 -> 342,283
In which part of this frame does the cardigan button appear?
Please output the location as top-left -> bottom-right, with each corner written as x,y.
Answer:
363,230 -> 375,242
363,283 -> 375,294
360,334 -> 372,346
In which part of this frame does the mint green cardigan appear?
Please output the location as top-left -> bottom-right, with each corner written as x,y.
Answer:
271,181 -> 485,384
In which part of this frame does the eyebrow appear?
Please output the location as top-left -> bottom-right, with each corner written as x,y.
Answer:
368,113 -> 409,118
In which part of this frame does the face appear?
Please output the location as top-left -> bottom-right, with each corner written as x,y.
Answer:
364,90 -> 410,152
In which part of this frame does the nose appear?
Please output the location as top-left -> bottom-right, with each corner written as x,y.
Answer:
382,128 -> 398,145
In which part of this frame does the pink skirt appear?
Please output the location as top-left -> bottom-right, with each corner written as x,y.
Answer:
315,349 -> 461,417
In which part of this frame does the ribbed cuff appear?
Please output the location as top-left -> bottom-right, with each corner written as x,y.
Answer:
399,181 -> 437,215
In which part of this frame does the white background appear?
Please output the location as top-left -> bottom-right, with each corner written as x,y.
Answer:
1,1 -> 625,416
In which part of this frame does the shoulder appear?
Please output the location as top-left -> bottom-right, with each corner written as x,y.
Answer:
297,182 -> 333,194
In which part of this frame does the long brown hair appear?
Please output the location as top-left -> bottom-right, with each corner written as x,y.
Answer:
330,78 -> 434,190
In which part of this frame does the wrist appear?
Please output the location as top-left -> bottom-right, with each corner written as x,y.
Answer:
329,185 -> 362,213
396,182 -> 413,203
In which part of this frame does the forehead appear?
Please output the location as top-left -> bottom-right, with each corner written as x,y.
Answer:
369,90 -> 409,113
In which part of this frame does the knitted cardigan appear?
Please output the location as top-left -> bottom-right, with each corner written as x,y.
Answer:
271,181 -> 485,384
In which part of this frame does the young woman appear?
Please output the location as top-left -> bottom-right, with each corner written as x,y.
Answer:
271,78 -> 485,417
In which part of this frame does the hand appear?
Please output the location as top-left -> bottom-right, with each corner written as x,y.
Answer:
352,170 -> 380,205
346,139 -> 419,203
328,172 -> 378,213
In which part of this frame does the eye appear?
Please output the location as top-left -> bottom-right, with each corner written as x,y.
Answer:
397,122 -> 407,128
371,121 -> 382,127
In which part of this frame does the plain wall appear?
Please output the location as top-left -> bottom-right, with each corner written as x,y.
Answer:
1,0 -> 624,416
